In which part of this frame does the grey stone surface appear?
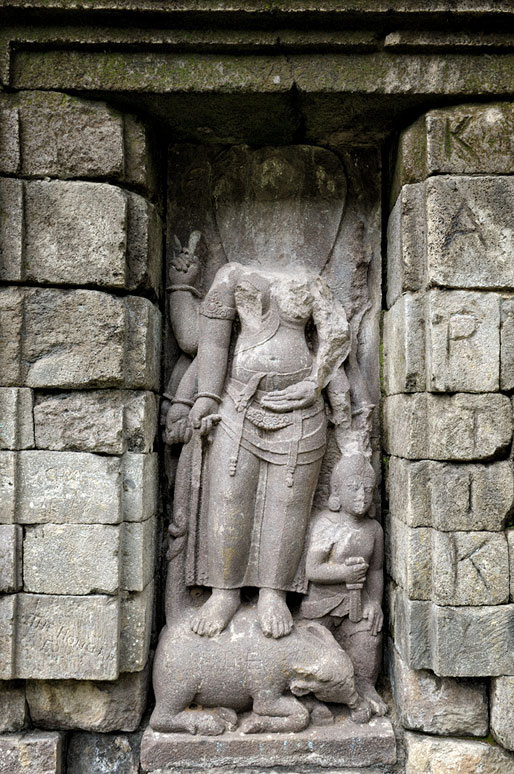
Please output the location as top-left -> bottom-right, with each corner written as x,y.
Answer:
23,524 -> 120,595
509,529 -> 514,602
405,731 -> 514,774
491,676 -> 514,752
0,524 -> 22,592
394,103 -> 514,192
0,177 -> 23,281
388,642 -> 488,736
426,289 -> 500,393
0,91 -> 156,195
0,594 -> 16,679
0,287 -> 161,390
387,517 -> 510,605
127,193 -> 163,294
386,183 -> 426,307
384,393 -> 512,461
388,457 -> 513,531
0,388 -> 34,450
67,731 -> 141,774
141,716 -> 396,772
0,731 -> 63,774
389,584 -> 514,676
122,453 -> 159,523
0,451 -> 16,524
383,293 -> 425,394
15,450 -> 122,525
34,390 -> 158,454
27,667 -> 149,733
15,593 -> 120,680
121,516 -> 156,592
501,298 -> 514,390
120,581 -> 154,672
0,681 -> 26,733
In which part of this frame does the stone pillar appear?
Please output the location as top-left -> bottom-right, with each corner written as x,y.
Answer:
0,91 -> 163,769
384,103 -> 514,763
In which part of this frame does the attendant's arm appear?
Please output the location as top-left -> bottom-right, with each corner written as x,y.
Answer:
306,542 -> 368,585
363,523 -> 384,635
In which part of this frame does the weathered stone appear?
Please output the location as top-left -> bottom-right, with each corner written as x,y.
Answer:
121,517 -> 156,592
0,731 -> 63,774
384,393 -> 512,461
394,103 -> 514,193
491,676 -> 514,752
386,183 -> 426,307
0,177 -> 23,281
34,391 -> 158,455
127,193 -> 162,294
0,91 -> 156,195
23,524 -> 120,595
67,731 -> 141,774
15,593 -> 119,680
120,581 -> 154,672
388,457 -> 513,531
0,287 -> 161,390
122,453 -> 159,522
27,667 -> 149,733
0,681 -> 26,733
0,388 -> 34,450
426,290 -> 500,393
24,180 -> 127,286
0,594 -> 16,679
501,298 -> 514,390
16,450 -> 122,525
509,529 -> 514,602
390,585 -> 514,676
388,643 -> 488,736
383,293 -> 425,394
0,524 -> 22,592
405,732 -> 514,774
0,451 -> 17,524
386,516 -> 432,600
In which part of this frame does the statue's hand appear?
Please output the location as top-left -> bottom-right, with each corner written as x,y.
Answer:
164,404 -> 192,445
169,248 -> 200,284
189,397 -> 221,436
260,380 -> 319,413
362,600 -> 383,636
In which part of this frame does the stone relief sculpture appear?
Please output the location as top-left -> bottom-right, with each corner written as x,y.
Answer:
151,145 -> 385,737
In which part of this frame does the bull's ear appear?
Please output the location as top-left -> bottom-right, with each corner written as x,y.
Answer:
294,664 -> 321,678
304,622 -> 339,648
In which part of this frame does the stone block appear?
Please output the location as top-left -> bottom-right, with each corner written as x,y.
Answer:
394,103 -> 514,193
501,298 -> 514,390
0,287 -> 161,390
509,529 -> 514,602
0,681 -> 26,733
0,388 -> 34,450
390,585 -> 514,676
0,524 -> 22,592
0,594 -> 16,679
386,183 -> 426,307
15,593 -> 119,680
491,676 -> 514,751
405,731 -> 514,774
388,642 -> 488,736
0,177 -> 23,281
382,293 -> 425,394
23,524 -> 120,595
385,516 -> 432,600
16,450 -> 122,525
384,393 -> 512,461
0,451 -> 16,524
0,91 -> 157,195
120,581 -> 154,672
27,667 -> 149,733
126,193 -> 163,294
0,731 -> 63,774
122,453 -> 159,522
426,289 -> 500,392
67,731 -> 141,774
388,457 -> 513,531
426,176 -> 514,290
121,516 -> 156,592
34,390 -> 158,455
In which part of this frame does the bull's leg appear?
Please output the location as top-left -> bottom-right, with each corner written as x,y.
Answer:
151,709 -> 232,735
241,694 -> 310,734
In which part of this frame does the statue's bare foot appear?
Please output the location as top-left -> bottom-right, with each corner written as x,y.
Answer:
355,679 -> 388,716
191,589 -> 240,637
258,588 -> 293,639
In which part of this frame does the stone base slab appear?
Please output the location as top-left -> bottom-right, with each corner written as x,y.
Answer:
140,714 -> 396,771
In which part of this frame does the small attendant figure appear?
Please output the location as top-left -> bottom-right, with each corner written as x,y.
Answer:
300,453 -> 387,715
